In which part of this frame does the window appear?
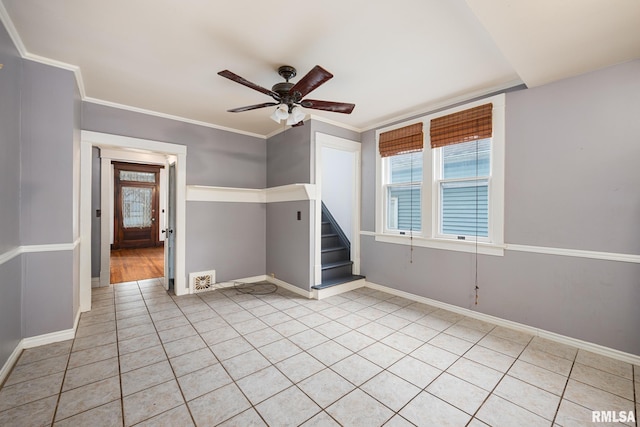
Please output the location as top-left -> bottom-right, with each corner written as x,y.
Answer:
384,152 -> 422,232
375,94 -> 505,255
436,139 -> 490,240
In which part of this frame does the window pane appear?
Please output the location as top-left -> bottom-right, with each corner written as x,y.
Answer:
122,187 -> 153,228
441,180 -> 488,237
389,152 -> 422,184
442,139 -> 490,179
120,170 -> 156,183
387,185 -> 421,231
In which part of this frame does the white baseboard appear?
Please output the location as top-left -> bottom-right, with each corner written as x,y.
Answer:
365,281 -> 640,365
313,279 -> 366,300
0,339 -> 24,385
0,309 -> 81,385
22,309 -> 81,349
266,276 -> 313,299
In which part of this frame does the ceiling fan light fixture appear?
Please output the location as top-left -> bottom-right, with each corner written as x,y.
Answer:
286,106 -> 305,125
270,105 -> 289,123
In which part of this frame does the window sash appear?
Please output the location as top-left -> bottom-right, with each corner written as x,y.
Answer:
385,184 -> 422,232
438,179 -> 489,239
434,137 -> 492,240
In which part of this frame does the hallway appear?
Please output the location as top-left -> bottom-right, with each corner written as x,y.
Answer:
110,246 -> 164,284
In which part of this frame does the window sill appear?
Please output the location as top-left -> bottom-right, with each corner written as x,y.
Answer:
372,233 -> 505,256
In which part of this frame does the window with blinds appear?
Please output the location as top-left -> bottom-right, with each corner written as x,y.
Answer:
433,104 -> 493,240
438,139 -> 490,238
375,93 -> 504,253
380,123 -> 424,233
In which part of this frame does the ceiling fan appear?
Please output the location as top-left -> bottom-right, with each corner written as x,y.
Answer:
218,65 -> 355,126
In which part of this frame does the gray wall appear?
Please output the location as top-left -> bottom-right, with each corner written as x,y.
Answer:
0,19 -> 81,370
82,102 -> 267,287
20,61 -> 76,245
83,103 -> 266,188
266,127 -> 313,290
361,60 -> 640,354
20,60 -> 79,337
186,202 -> 266,282
0,20 -> 23,368
267,124 -> 311,188
505,61 -> 640,254
266,201 -> 312,289
23,251 -> 75,337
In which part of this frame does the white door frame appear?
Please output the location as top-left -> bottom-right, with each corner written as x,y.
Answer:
314,132 -> 361,286
98,148 -> 168,287
80,131 -> 188,312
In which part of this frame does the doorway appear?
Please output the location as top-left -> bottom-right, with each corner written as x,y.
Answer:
110,162 -> 165,284
79,131 -> 188,313
107,159 -> 167,285
314,133 -> 361,286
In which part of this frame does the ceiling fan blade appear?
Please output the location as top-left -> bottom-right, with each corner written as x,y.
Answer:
227,102 -> 279,113
289,66 -> 333,99
218,70 -> 280,99
300,99 -> 355,114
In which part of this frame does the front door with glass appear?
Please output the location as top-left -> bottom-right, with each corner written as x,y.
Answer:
113,162 -> 163,249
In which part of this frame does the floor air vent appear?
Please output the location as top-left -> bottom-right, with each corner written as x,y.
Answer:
189,270 -> 216,293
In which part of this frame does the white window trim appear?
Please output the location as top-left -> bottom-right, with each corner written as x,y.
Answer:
433,151 -> 491,243
375,94 -> 505,256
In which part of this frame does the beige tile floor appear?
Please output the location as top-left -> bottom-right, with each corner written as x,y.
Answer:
1,278 -> 638,426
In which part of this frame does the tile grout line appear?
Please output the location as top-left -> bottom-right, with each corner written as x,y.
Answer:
136,279 -> 198,426
114,285 -> 125,427
209,287 -> 316,425
48,318 -> 76,426
550,353 -> 577,426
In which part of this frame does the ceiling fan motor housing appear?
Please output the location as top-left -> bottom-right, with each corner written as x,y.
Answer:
277,65 -> 297,81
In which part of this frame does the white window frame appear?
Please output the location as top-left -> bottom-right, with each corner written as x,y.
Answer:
375,93 -> 505,256
382,151 -> 423,235
388,196 -> 399,230
433,139 -> 492,243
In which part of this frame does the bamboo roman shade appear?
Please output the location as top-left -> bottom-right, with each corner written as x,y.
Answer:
430,103 -> 493,149
378,123 -> 423,158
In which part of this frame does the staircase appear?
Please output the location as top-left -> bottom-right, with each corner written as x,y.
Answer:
313,202 -> 364,290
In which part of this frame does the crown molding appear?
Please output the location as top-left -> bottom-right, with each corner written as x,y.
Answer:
84,97 -> 266,140
360,78 -> 525,132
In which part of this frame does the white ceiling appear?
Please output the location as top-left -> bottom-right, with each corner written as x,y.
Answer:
2,0 -> 638,137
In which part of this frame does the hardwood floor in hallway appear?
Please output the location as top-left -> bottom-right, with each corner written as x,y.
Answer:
110,246 -> 164,283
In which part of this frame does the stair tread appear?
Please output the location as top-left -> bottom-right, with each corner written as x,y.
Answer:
321,246 -> 347,253
322,260 -> 353,270
322,233 -> 338,237
313,275 -> 366,289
